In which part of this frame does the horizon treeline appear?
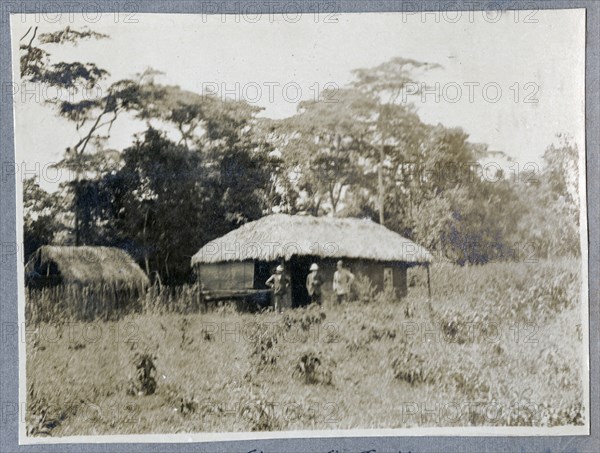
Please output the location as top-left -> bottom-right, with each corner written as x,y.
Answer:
20,27 -> 581,284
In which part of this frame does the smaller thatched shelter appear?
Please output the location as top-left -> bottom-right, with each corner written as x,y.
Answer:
192,214 -> 432,307
25,245 -> 149,289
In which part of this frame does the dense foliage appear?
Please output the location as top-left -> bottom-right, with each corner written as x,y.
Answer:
21,27 -> 582,283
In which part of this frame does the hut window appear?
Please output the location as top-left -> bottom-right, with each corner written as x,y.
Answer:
383,268 -> 393,291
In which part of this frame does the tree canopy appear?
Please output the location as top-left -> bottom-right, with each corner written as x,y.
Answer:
21,26 -> 582,283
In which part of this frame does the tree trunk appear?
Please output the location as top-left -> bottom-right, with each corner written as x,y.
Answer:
143,207 -> 150,276
74,169 -> 82,246
378,143 -> 385,225
378,108 -> 386,226
75,210 -> 80,246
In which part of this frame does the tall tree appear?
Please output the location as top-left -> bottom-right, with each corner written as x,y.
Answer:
109,128 -> 214,281
351,57 -> 442,224
514,136 -> 581,258
272,88 -> 369,215
110,119 -> 274,284
20,26 -> 152,245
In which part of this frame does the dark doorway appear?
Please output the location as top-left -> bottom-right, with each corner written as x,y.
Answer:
253,261 -> 272,289
250,261 -> 275,310
289,256 -> 313,308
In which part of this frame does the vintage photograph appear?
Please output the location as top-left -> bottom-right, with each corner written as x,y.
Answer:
11,8 -> 588,441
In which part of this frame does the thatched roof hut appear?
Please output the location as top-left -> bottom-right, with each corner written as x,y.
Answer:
25,245 -> 149,288
191,214 -> 432,308
192,214 -> 433,265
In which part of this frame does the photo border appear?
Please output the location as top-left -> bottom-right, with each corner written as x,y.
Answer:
1,1 -> 598,451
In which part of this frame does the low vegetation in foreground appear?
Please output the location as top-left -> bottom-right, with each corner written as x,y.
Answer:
25,258 -> 585,435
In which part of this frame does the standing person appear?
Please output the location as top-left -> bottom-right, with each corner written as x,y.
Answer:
266,264 -> 290,313
306,263 -> 323,306
333,260 -> 354,304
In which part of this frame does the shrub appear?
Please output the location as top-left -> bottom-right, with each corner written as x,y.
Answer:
282,307 -> 326,332
128,352 -> 157,396
391,351 -> 430,385
292,350 -> 335,385
353,273 -> 377,303
249,331 -> 280,371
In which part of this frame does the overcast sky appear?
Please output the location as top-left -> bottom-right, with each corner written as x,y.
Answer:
11,9 -> 585,190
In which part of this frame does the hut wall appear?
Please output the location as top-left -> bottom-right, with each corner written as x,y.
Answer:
279,257 -> 408,305
197,261 -> 255,290
196,258 -> 408,302
354,260 -> 408,297
323,259 -> 408,299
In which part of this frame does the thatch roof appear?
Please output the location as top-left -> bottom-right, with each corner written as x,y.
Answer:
26,245 -> 149,287
192,214 -> 433,265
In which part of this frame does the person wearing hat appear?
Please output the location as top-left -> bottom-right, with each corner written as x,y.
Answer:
305,263 -> 324,306
333,260 -> 355,304
266,264 -> 290,313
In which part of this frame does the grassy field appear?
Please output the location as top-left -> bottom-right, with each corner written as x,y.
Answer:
25,258 -> 586,436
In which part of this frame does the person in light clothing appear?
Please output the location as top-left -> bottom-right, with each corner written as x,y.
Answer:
333,260 -> 354,304
266,264 -> 290,313
306,263 -> 324,306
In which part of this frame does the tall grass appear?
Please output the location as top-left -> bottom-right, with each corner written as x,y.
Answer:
26,285 -> 140,323
413,257 -> 582,323
27,258 -> 582,325
25,258 -> 586,434
26,284 -> 206,324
